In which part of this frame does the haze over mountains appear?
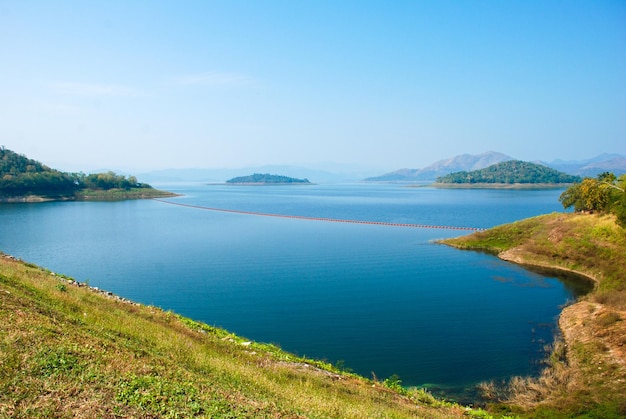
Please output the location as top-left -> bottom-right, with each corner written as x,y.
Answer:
136,164 -> 376,184
131,152 -> 625,184
365,152 -> 626,182
365,152 -> 513,181
545,154 -> 626,178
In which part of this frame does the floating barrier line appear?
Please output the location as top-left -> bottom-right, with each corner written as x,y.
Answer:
152,199 -> 484,231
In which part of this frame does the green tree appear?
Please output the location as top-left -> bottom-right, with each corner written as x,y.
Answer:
560,172 -> 626,227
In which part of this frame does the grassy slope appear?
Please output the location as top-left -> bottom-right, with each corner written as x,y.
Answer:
441,212 -> 626,417
0,254 -> 479,418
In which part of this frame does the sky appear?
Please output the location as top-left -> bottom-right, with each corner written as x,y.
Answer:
1,1 -> 625,173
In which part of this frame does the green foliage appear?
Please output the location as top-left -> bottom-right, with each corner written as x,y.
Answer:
437,160 -> 581,184
226,173 -> 311,184
0,147 -> 154,198
34,347 -> 82,377
560,172 -> 626,227
383,373 -> 404,392
116,374 -> 205,418
0,148 -> 79,197
76,171 -> 150,190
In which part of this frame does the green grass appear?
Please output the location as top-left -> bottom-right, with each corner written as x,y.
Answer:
0,254 -> 483,418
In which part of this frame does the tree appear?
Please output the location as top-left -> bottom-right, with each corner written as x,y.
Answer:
560,172 -> 626,227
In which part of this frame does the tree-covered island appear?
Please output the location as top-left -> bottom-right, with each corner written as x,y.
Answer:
435,160 -> 581,186
226,173 -> 311,184
0,147 -> 175,201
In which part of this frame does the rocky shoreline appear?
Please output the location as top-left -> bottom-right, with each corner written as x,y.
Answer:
2,253 -> 142,307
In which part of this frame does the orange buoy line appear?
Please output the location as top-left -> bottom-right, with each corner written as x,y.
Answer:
152,199 -> 485,231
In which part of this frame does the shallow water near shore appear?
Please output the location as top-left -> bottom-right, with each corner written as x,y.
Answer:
0,183 -> 589,400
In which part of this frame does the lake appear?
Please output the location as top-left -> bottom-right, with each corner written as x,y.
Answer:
0,183 -> 590,401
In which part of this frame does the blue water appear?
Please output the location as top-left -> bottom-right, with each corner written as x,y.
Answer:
0,184 -> 588,400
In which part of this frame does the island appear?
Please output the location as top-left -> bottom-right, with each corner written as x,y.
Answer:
0,147 -> 176,202
434,160 -> 581,187
226,173 -> 311,185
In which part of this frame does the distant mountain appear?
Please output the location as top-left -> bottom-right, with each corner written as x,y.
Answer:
365,152 -> 513,181
226,173 -> 310,184
436,161 -> 581,184
544,154 -> 626,177
138,164 -> 380,184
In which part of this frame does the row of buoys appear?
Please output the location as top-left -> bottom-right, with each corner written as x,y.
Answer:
153,199 -> 484,231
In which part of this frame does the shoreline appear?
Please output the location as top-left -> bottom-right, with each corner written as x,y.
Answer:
497,247 -> 599,286
0,189 -> 178,203
429,182 -> 573,189
439,213 -> 626,413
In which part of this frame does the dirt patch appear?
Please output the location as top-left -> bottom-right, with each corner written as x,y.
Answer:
561,302 -> 626,370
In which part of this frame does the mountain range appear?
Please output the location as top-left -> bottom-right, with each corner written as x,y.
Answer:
136,164 -> 380,184
365,152 -> 513,181
119,152 -> 626,184
543,153 -> 626,178
365,152 -> 626,182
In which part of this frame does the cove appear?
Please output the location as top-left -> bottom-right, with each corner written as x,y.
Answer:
0,183 -> 584,400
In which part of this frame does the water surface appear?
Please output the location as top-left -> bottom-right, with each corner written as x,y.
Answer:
0,184 -> 585,399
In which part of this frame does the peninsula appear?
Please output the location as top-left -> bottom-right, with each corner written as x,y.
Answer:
440,211 -> 626,416
226,173 -> 311,184
0,147 -> 175,202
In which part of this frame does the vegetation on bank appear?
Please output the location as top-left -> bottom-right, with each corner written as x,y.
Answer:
440,212 -> 626,417
226,173 -> 311,184
0,253 -> 494,418
435,161 -> 580,185
559,172 -> 626,227
0,147 -> 173,200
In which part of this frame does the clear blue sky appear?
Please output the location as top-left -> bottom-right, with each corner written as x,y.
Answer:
1,1 -> 624,172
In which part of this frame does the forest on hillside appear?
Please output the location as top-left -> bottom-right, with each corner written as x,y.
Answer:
436,160 -> 581,184
0,147 -> 152,198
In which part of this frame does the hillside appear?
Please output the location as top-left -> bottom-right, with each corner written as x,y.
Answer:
441,213 -> 626,417
0,148 -> 174,201
0,147 -> 77,197
365,152 -> 513,181
546,154 -> 626,177
226,173 -> 311,184
435,161 -> 580,185
0,253 -> 473,418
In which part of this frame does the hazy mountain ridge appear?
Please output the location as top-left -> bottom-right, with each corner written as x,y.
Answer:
544,154 -> 626,177
365,152 -> 513,181
137,164 -> 381,184
366,152 -> 626,182
95,152 -> 625,184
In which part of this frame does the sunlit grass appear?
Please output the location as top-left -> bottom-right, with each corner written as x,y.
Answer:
1,254 -> 476,418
